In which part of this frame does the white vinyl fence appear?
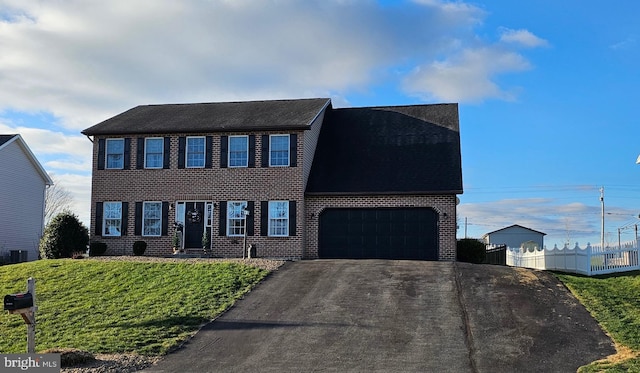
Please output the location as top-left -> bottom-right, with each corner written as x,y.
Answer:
503,242 -> 640,276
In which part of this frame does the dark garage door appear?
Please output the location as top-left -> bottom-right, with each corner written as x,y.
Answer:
318,208 -> 439,260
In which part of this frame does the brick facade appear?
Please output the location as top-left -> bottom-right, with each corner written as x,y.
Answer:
90,130 -> 306,259
304,195 -> 457,261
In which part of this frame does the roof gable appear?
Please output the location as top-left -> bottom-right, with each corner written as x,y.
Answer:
0,134 -> 53,185
82,98 -> 331,135
483,224 -> 547,238
306,103 -> 463,195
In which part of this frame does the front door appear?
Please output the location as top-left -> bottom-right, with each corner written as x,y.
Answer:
184,202 -> 205,248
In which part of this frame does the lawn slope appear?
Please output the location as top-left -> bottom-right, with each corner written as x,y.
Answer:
0,259 -> 268,355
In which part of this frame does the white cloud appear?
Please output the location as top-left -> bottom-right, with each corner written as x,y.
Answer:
499,28 -> 549,48
0,0 -> 539,129
403,47 -> 531,102
49,173 -> 92,227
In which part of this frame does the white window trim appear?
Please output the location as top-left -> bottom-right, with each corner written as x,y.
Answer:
269,134 -> 290,167
227,201 -> 247,237
228,135 -> 249,168
144,137 -> 164,169
142,201 -> 162,237
186,136 -> 206,168
105,138 -> 124,169
102,201 -> 122,236
268,201 -> 289,237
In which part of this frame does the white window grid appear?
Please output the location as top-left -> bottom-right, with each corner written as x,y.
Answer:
186,136 -> 205,168
103,201 -> 122,236
229,136 -> 248,167
269,135 -> 289,167
106,139 -> 124,169
227,201 -> 247,236
145,138 -> 164,169
268,201 -> 288,236
143,201 -> 162,236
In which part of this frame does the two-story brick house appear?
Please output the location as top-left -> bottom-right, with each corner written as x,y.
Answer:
82,98 -> 463,260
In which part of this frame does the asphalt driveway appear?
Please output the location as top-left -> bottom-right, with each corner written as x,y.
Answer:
143,260 -> 614,373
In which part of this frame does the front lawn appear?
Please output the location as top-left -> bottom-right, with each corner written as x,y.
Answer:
556,271 -> 640,372
0,259 -> 269,355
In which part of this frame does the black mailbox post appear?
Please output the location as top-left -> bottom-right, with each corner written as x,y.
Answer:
3,292 -> 33,311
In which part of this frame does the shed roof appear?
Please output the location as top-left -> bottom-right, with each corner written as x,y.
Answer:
482,224 -> 547,238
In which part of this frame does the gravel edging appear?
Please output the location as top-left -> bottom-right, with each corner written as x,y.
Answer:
60,256 -> 286,372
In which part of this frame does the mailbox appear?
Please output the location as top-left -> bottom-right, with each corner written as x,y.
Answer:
3,292 -> 33,311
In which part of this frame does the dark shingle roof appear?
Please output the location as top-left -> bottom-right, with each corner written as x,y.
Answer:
0,134 -> 17,147
82,98 -> 331,135
306,104 -> 463,195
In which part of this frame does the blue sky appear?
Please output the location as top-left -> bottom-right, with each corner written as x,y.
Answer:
1,0 -> 639,248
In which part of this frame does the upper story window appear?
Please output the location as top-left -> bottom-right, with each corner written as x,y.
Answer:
229,136 -> 248,168
269,135 -> 289,167
142,201 -> 162,236
106,139 -> 124,169
145,138 -> 164,169
227,201 -> 248,236
103,201 -> 122,236
268,201 -> 289,236
186,136 -> 205,168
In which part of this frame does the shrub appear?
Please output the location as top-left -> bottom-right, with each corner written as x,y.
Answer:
39,212 -> 89,259
133,240 -> 147,256
88,242 -> 107,256
457,238 -> 486,264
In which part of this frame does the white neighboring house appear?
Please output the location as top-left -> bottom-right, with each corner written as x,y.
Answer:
0,134 -> 53,262
482,224 -> 546,251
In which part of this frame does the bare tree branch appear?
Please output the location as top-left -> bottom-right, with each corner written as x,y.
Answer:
45,176 -> 74,224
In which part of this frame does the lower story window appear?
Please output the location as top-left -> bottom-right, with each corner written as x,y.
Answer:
143,201 -> 162,236
268,201 -> 288,236
103,201 -> 122,236
227,201 -> 247,236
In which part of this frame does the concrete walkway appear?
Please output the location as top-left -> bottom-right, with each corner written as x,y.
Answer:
143,260 -> 614,373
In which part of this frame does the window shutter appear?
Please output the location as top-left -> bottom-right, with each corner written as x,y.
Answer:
134,202 -> 143,236
206,136 -> 213,168
178,137 -> 185,169
163,137 -> 171,169
289,134 -> 297,167
289,201 -> 296,236
247,201 -> 255,236
123,138 -> 131,169
136,138 -> 145,169
261,135 -> 269,167
248,135 -> 255,168
220,136 -> 228,168
162,202 -> 169,236
260,201 -> 268,236
218,201 -> 227,236
97,139 -> 105,170
121,202 -> 129,236
95,202 -> 103,236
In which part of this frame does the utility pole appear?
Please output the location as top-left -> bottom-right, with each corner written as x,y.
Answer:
600,187 -> 605,249
465,217 -> 468,239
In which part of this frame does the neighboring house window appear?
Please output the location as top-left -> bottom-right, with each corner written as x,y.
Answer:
103,202 -> 122,236
106,139 -> 124,169
269,135 -> 289,167
268,201 -> 288,236
229,136 -> 248,167
145,138 -> 164,168
227,201 -> 247,236
186,137 -> 205,168
143,202 -> 162,236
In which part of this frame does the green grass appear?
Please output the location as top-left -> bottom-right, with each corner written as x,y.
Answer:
0,259 -> 268,355
556,271 -> 640,372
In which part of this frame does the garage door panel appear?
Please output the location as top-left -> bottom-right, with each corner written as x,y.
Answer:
319,208 -> 438,260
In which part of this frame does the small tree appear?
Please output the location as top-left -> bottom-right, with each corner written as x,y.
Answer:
39,212 -> 89,259
456,238 -> 486,264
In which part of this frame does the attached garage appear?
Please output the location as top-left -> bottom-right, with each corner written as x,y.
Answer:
318,208 -> 439,260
